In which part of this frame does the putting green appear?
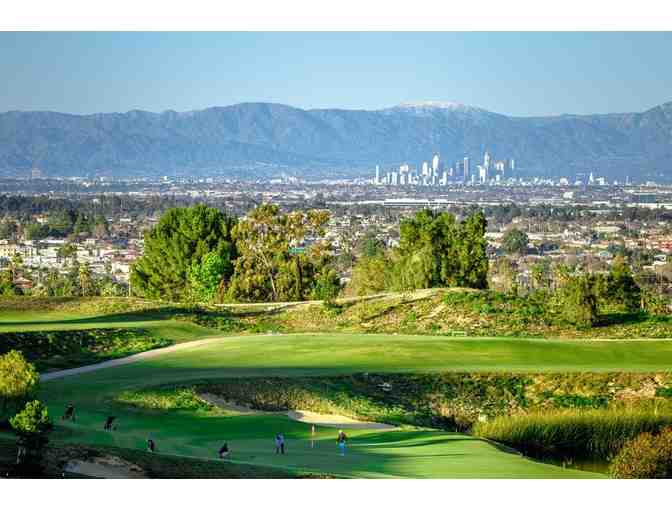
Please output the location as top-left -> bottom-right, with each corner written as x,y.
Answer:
37,333 -> 667,478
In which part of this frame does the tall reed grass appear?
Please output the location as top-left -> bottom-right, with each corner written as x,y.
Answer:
473,408 -> 672,460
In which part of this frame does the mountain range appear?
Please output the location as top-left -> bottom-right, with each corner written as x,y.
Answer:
1,101 -> 671,181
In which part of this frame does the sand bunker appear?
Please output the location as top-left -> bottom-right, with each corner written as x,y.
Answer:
287,410 -> 396,430
64,455 -> 146,479
198,393 -> 396,429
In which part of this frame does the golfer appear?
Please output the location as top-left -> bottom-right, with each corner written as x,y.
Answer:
103,416 -> 116,430
219,442 -> 230,459
147,437 -> 156,452
337,430 -> 347,456
62,403 -> 76,422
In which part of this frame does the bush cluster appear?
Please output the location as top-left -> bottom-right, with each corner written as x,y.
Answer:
610,427 -> 672,478
0,329 -> 171,371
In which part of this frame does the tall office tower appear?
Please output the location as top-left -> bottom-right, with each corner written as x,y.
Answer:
375,165 -> 380,185
391,172 -> 398,186
422,161 -> 429,176
478,165 -> 487,183
386,172 -> 391,185
463,157 -> 470,182
442,170 -> 448,185
589,172 -> 595,185
484,151 -> 491,170
509,159 -> 515,172
432,154 -> 439,174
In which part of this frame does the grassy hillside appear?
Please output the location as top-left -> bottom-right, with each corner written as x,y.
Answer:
4,290 -> 672,346
185,289 -> 672,340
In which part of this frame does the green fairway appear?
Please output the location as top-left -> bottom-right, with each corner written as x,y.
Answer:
0,308 -> 220,343
33,332 -> 672,478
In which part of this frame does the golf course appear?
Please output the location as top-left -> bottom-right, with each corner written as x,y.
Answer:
4,297 -> 672,478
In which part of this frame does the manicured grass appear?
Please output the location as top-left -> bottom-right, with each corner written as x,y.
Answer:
0,309 -> 221,344
36,332 -> 672,478
41,334 -> 672,383
0,436 -> 302,479
32,406 -> 600,479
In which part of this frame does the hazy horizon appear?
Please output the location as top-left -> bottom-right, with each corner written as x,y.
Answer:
1,32 -> 671,117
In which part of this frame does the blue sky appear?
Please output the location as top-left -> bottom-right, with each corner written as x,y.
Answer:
1,32 -> 671,116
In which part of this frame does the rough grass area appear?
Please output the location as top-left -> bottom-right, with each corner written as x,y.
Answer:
116,372 -> 672,432
0,328 -> 172,371
0,296 -> 166,316
177,289 -> 672,340
0,436 -> 306,479
473,409 -> 672,462
4,291 -> 672,340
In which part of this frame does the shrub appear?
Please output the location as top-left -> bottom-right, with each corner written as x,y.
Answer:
10,400 -> 51,473
610,427 -> 672,478
556,275 -> 599,327
0,350 -> 39,421
473,409 -> 672,460
117,387 -> 214,412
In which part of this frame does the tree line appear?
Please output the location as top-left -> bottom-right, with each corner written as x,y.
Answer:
130,205 -> 491,304
131,203 -> 340,303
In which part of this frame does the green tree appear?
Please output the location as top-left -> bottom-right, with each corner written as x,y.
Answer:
358,231 -> 385,258
0,350 -> 39,420
0,271 -> 21,296
131,205 -> 236,301
0,220 -> 18,240
502,227 -> 529,256
188,251 -> 229,303
24,222 -> 48,240
391,209 -> 488,291
10,400 -> 51,471
310,267 -> 341,301
48,210 -> 76,237
557,274 -> 599,327
531,260 -> 552,290
348,253 -> 390,296
606,257 -> 641,312
226,204 -> 332,302
78,262 -> 97,297
456,211 -> 489,289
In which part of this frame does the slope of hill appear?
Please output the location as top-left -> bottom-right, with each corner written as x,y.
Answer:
1,101 -> 671,180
